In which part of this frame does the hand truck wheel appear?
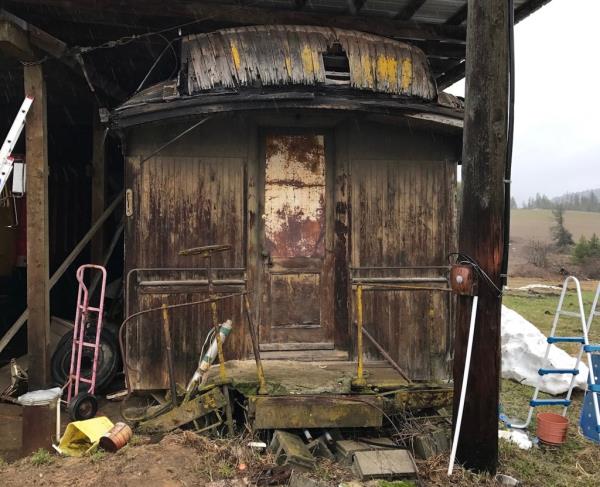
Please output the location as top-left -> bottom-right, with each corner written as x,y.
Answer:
68,392 -> 98,421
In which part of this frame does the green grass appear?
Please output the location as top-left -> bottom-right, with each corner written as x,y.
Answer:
499,292 -> 600,486
503,290 -> 600,354
30,448 -> 53,467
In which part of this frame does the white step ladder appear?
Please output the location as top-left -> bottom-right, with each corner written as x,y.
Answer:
580,282 -> 600,442
0,96 -> 34,194
509,276 -> 590,429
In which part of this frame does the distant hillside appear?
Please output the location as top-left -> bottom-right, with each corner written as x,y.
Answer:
510,209 -> 600,243
522,188 -> 600,212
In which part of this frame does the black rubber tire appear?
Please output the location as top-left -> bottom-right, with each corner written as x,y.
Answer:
68,392 -> 98,421
51,326 -> 120,392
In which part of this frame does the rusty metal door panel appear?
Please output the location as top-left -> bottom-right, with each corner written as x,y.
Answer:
264,135 -> 326,259
261,134 -> 332,346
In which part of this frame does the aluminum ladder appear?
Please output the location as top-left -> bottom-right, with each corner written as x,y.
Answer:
0,97 -> 34,194
580,282 -> 600,442
510,276 -> 589,429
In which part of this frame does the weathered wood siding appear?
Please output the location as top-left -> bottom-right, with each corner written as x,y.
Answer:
341,121 -> 459,381
124,113 -> 459,389
125,118 -> 252,390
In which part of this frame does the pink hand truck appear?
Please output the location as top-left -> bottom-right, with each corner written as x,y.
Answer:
65,264 -> 107,420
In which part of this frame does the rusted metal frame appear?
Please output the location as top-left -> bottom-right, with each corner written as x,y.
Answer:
353,284 -> 366,387
352,277 -> 448,284
161,304 -> 178,408
138,279 -> 246,286
361,326 -> 411,382
350,265 -> 450,270
359,285 -> 453,293
124,267 -> 245,319
244,295 -> 267,395
118,292 -> 246,393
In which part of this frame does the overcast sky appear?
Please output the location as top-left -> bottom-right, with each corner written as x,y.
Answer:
447,0 -> 600,206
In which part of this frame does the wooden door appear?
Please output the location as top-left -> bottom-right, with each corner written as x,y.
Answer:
259,134 -> 332,348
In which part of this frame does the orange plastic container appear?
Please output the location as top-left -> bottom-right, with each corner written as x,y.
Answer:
536,412 -> 569,445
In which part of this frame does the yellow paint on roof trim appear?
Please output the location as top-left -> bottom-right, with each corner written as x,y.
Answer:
231,43 -> 241,71
376,55 -> 398,89
401,58 -> 413,91
301,45 -> 314,75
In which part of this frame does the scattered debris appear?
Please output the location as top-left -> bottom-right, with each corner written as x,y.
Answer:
352,449 -> 417,480
269,430 -> 316,472
137,385 -> 227,434
98,422 -> 133,452
57,416 -> 114,457
498,430 -> 532,450
335,439 -> 395,465
412,428 -> 451,459
495,473 -> 521,486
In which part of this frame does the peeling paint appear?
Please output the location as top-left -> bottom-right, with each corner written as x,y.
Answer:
230,43 -> 241,70
401,58 -> 413,91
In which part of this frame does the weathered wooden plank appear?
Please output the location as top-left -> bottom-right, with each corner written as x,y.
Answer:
453,0 -> 508,474
91,107 -> 105,264
24,63 -> 50,390
249,395 -> 383,429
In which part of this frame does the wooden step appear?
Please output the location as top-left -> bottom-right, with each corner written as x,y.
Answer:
259,349 -> 349,361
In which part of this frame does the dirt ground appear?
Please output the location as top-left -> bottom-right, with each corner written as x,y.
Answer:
0,430 -> 504,487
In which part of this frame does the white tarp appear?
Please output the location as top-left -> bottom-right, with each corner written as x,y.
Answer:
501,305 -> 589,395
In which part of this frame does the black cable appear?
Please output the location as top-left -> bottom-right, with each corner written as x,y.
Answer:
501,0 -> 516,286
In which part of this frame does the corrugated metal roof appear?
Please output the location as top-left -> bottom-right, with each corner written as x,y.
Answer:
182,25 -> 436,100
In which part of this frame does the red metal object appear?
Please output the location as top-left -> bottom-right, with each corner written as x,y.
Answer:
99,422 -> 133,452
66,264 -> 107,402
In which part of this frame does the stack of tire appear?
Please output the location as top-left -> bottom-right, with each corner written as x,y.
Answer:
51,322 -> 121,419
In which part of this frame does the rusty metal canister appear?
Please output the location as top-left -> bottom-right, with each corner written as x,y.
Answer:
450,264 -> 477,296
99,422 -> 133,452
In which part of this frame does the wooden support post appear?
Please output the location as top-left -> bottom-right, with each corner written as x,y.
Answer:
452,0 -> 508,474
24,63 -> 50,390
91,108 -> 105,264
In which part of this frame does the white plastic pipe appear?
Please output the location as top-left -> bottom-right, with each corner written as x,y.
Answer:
448,295 -> 479,476
186,320 -> 233,390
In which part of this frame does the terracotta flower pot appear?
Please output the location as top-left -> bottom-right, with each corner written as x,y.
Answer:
536,412 -> 569,445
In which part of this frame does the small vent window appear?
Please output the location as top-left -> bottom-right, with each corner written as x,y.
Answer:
323,44 -> 350,85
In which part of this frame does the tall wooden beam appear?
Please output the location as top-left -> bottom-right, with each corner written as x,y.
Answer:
453,0 -> 508,474
24,63 -> 50,390
91,108 -> 106,264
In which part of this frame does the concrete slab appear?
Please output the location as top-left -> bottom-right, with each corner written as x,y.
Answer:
336,438 -> 395,464
353,449 -> 417,480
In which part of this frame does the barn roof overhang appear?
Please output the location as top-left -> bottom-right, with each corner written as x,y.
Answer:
0,0 -> 552,111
